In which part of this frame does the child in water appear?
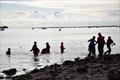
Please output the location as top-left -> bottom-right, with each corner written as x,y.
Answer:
46,42 -> 50,53
6,48 -> 11,55
60,42 -> 65,53
30,41 -> 39,56
88,36 -> 96,57
104,36 -> 115,55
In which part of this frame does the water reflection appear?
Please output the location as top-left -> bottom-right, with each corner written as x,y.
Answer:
45,54 -> 50,63
33,57 -> 39,62
32,54 -> 50,68
6,55 -> 11,68
60,54 -> 64,63
32,56 -> 39,68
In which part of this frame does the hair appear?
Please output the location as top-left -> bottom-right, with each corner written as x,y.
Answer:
34,41 -> 37,44
108,36 -> 111,39
98,32 -> 102,36
93,36 -> 95,39
8,48 -> 11,50
46,42 -> 49,45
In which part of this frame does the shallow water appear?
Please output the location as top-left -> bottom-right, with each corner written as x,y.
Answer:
0,27 -> 120,75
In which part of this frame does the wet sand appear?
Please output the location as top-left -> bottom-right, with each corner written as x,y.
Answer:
6,54 -> 120,80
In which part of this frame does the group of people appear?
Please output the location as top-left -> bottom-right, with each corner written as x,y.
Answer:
6,42 -> 65,56
6,32 -> 115,57
30,42 -> 65,56
88,32 -> 115,57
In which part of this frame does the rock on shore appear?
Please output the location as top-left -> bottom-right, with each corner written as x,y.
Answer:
11,54 -> 120,80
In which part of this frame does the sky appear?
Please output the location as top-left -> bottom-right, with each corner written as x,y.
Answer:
0,0 -> 120,27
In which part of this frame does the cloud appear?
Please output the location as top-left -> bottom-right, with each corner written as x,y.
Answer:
0,0 -> 120,27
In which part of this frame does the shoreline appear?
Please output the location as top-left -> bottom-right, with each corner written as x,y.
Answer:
1,54 -> 120,80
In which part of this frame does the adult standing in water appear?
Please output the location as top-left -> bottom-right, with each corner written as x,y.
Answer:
46,42 -> 50,53
30,41 -> 39,56
60,42 -> 65,53
96,33 -> 105,57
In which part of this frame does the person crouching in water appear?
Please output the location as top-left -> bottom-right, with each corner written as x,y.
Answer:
41,42 -> 50,54
6,48 -> 11,55
88,36 -> 96,57
30,41 -> 40,56
104,36 -> 115,55
60,42 -> 65,53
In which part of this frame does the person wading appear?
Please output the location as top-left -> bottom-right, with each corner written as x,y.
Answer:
30,41 -> 40,56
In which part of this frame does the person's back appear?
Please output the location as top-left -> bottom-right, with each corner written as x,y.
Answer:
89,38 -> 96,45
97,36 -> 105,45
41,48 -> 47,54
46,42 -> 50,53
96,33 -> 105,57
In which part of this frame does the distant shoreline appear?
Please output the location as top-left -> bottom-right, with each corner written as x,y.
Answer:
1,25 -> 119,29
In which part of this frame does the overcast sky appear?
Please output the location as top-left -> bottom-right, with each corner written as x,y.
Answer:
0,0 -> 120,27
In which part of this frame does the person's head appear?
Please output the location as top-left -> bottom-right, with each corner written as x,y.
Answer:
61,42 -> 64,45
46,42 -> 49,45
108,36 -> 111,39
98,32 -> 102,37
93,36 -> 96,39
34,41 -> 37,45
8,48 -> 11,51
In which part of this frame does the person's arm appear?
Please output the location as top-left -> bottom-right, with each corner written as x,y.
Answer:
111,40 -> 115,46
88,39 -> 90,42
112,40 -> 116,45
30,46 -> 34,51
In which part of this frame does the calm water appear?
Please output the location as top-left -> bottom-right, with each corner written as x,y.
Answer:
0,27 -> 120,75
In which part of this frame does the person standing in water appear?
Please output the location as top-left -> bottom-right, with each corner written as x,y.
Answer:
96,33 -> 105,57
46,42 -> 50,53
60,42 -> 65,53
88,36 -> 96,57
6,48 -> 11,55
104,36 -> 115,55
30,41 -> 39,56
